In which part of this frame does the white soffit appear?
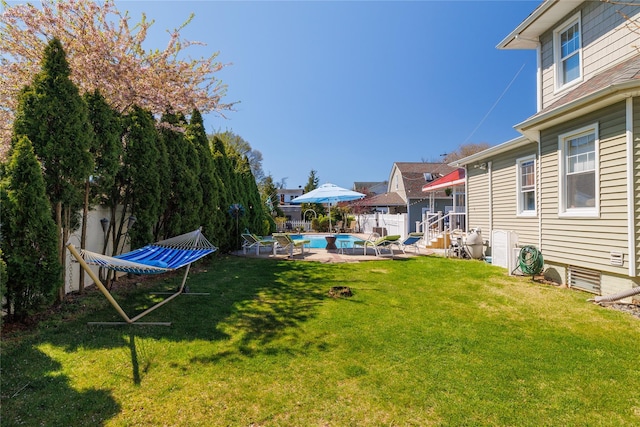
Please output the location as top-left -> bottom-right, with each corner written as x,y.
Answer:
498,0 -> 583,50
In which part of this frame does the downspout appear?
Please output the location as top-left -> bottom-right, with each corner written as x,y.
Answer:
536,44 -> 542,112
535,42 -> 543,250
537,134 -> 542,250
626,97 -> 637,277
464,165 -> 469,231
488,161 -> 493,234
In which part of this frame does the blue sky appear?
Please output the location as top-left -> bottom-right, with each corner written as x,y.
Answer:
123,0 -> 541,189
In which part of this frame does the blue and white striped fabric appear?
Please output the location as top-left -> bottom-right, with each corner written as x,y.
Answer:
77,228 -> 217,275
115,246 -> 215,271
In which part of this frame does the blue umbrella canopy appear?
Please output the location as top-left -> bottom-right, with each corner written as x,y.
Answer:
291,183 -> 365,232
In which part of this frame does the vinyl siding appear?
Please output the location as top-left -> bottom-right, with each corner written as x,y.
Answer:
467,167 -> 490,233
540,2 -> 640,109
491,148 -> 539,247
634,97 -> 640,272
466,145 -> 538,248
539,101 -> 629,275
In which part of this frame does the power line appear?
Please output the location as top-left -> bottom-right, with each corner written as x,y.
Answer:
462,63 -> 526,145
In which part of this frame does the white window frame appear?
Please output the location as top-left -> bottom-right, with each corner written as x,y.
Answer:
558,123 -> 599,218
516,155 -> 537,217
553,12 -> 583,92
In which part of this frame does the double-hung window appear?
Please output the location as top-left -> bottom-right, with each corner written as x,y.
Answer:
554,13 -> 582,90
558,124 -> 599,216
516,155 -> 536,216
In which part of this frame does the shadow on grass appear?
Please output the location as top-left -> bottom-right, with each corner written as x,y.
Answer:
0,344 -> 120,426
3,254 -> 337,373
1,255 -> 400,425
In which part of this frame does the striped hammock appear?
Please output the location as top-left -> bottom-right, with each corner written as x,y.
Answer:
76,228 -> 217,275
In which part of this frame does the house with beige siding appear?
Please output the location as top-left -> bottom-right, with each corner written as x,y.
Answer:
451,0 -> 640,298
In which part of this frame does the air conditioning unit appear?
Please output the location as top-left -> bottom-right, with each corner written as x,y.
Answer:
490,230 -> 518,271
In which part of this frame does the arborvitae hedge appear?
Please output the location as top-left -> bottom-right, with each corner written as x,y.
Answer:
0,136 -> 61,320
158,111 -> 202,239
187,110 -> 221,244
11,37 -> 93,300
121,106 -> 162,248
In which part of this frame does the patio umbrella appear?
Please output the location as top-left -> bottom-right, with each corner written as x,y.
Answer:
290,183 -> 365,233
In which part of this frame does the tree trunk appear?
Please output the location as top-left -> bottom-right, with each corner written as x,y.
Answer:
79,180 -> 89,293
56,201 -> 64,302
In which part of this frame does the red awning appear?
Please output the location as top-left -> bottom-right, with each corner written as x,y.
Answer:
421,168 -> 465,192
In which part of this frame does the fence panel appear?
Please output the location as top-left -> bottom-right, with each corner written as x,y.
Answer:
355,213 -> 407,239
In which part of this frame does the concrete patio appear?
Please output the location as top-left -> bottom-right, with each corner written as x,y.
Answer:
233,234 -> 438,263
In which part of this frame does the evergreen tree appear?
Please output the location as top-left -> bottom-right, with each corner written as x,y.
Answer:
302,169 -> 324,220
259,175 -> 280,233
0,250 -> 6,327
238,156 -> 268,235
84,90 -> 122,207
0,136 -> 61,320
82,89 -> 122,292
11,38 -> 92,300
120,106 -> 161,249
224,146 -> 249,235
182,115 -> 203,232
211,135 -> 234,251
217,130 -> 265,183
186,110 -> 220,241
154,125 -> 171,242
158,111 -> 201,238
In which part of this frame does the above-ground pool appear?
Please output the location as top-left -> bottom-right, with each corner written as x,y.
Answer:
290,234 -> 360,249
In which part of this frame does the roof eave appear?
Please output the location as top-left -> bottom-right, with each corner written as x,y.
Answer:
498,0 -> 583,50
448,136 -> 532,167
422,178 -> 466,193
516,80 -> 640,139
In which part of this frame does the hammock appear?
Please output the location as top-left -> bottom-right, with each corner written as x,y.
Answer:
67,228 -> 217,325
77,228 -> 217,274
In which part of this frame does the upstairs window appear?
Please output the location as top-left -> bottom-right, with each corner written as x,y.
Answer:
558,124 -> 599,217
554,13 -> 582,90
516,155 -> 536,216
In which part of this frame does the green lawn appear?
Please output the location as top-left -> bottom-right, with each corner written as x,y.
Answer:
2,255 -> 639,426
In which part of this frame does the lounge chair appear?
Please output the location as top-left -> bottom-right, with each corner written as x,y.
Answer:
353,232 -> 380,253
396,232 -> 423,254
241,233 -> 275,255
272,233 -> 310,257
344,220 -> 357,233
354,233 -> 401,257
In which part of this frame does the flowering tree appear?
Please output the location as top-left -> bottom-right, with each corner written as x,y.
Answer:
0,0 -> 233,160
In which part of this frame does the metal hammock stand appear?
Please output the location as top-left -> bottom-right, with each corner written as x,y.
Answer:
67,227 -> 217,326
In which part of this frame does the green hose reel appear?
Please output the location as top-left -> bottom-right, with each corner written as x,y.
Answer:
518,245 -> 544,276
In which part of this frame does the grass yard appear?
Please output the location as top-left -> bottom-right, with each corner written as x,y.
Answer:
2,255 -> 640,426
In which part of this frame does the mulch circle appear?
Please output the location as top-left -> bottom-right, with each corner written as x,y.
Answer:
329,286 -> 352,298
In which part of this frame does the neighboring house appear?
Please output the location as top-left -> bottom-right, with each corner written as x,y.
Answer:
277,188 -> 304,221
358,162 -> 455,232
452,0 -> 640,298
421,167 -> 467,231
352,181 -> 388,196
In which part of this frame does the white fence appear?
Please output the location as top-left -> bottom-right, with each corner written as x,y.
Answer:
355,213 -> 408,239
276,219 -> 313,232
276,214 -> 409,239
64,205 -> 131,295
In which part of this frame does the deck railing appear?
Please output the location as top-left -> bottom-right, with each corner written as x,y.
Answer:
416,211 -> 467,244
